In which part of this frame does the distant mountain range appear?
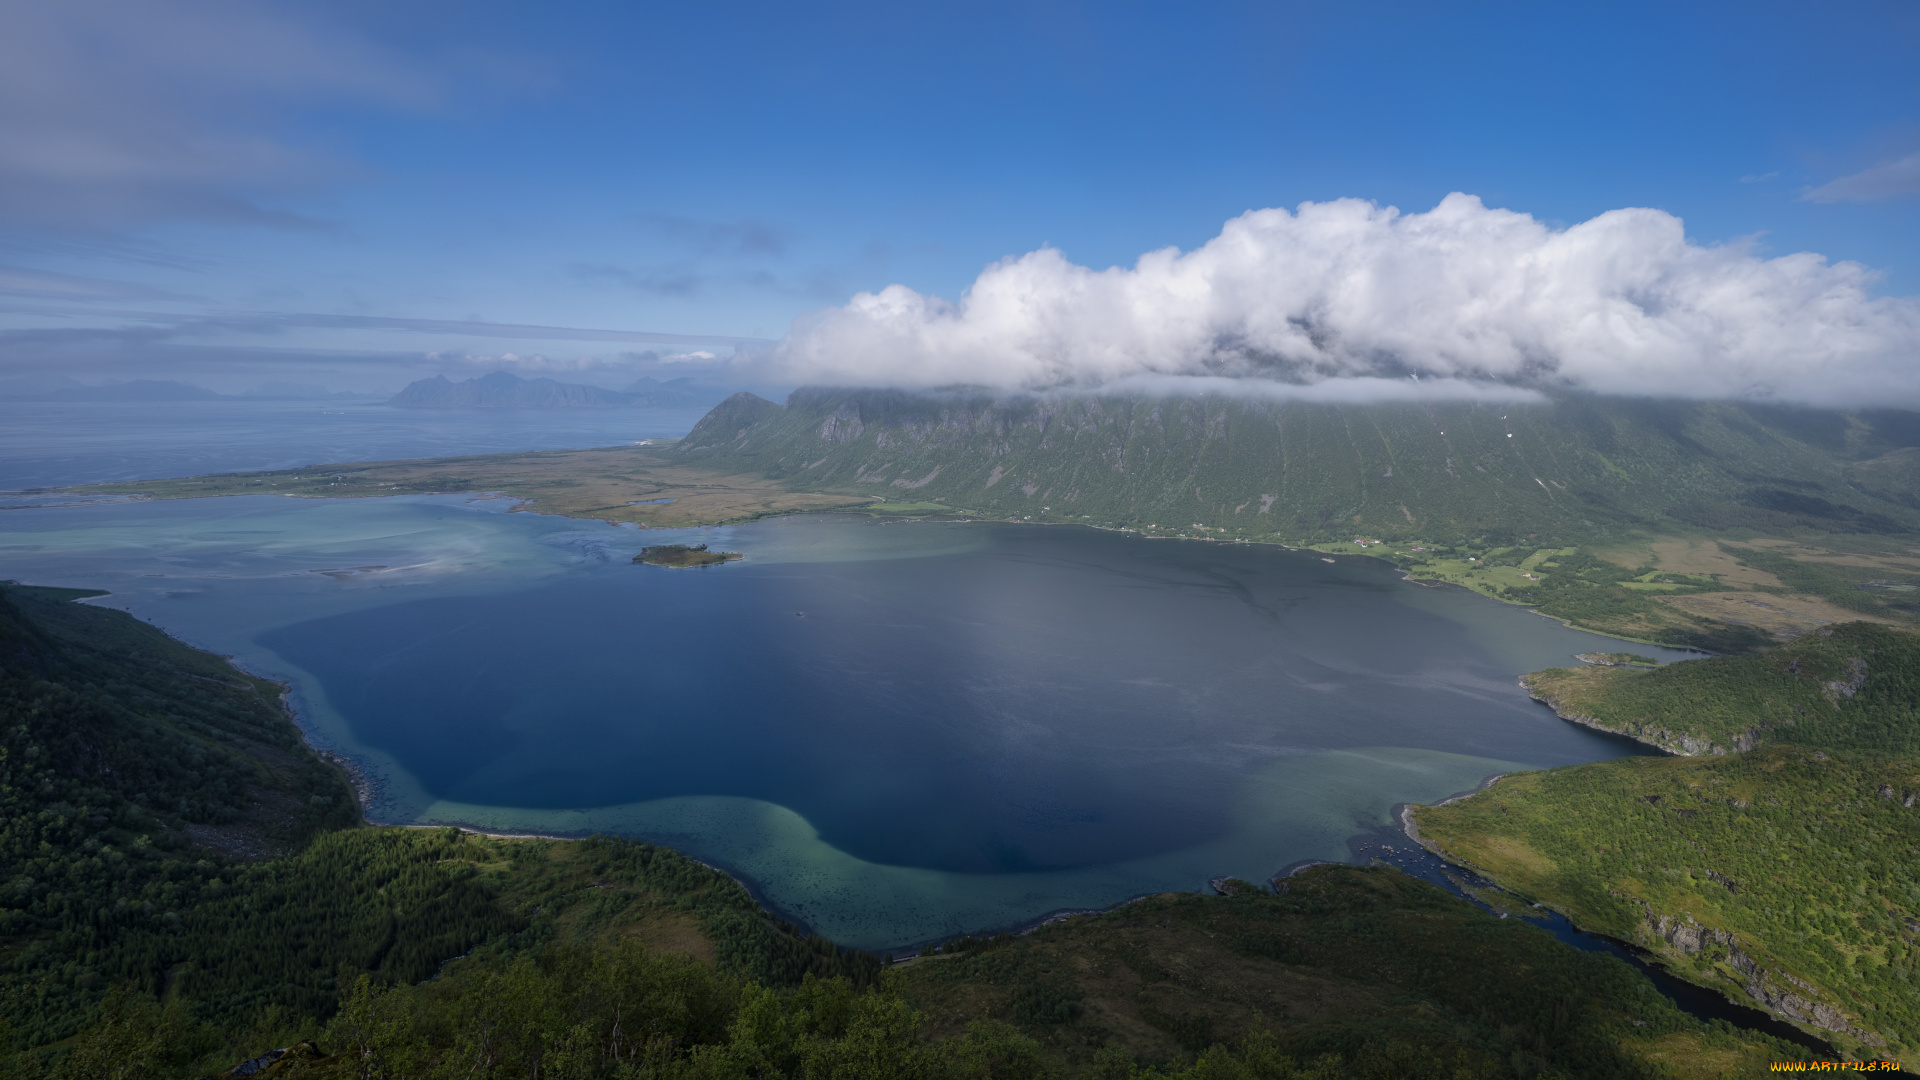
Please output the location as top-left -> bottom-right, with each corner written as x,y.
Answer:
387,371 -> 727,409
675,387 -> 1920,545
3,378 -> 226,402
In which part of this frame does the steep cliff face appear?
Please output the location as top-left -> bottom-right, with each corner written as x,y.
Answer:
678,389 -> 1920,542
1639,905 -> 1885,1047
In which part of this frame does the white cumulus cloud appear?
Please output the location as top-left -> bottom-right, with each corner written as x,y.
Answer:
760,194 -> 1920,406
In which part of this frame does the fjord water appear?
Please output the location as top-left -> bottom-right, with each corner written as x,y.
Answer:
0,494 -> 1691,948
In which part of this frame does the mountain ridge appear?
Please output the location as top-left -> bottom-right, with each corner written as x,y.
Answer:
676,387 -> 1920,545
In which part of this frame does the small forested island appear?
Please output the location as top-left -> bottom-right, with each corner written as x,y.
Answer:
634,542 -> 742,568
1416,621 -> 1920,1058
0,584 -> 1813,1077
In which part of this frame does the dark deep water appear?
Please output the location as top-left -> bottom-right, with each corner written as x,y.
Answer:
0,497 -> 1689,946
262,521 -> 1665,876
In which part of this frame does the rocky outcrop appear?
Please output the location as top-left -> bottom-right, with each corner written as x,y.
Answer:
818,401 -> 865,444
1821,656 -> 1869,703
1636,905 -> 1884,1047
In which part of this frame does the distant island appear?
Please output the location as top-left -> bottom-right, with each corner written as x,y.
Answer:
388,370 -> 727,409
634,542 -> 741,567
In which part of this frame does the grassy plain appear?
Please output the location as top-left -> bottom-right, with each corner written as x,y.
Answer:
68,443 -> 874,527
1362,537 -> 1920,649
1658,591 -> 1906,637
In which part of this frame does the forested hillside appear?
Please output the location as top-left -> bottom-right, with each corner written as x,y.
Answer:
1522,621 -> 1920,756
110,865 -> 1790,1080
1417,748 -> 1918,1060
677,390 -> 1920,545
1417,621 -> 1920,1057
0,584 -> 359,1043
0,586 -> 875,1071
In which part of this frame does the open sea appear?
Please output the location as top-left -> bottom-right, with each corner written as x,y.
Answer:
0,401 -> 1690,949
0,398 -> 710,491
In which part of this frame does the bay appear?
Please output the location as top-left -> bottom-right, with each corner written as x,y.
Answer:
0,493 -> 1690,949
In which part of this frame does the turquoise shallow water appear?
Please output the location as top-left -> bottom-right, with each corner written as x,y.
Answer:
0,494 -> 1690,949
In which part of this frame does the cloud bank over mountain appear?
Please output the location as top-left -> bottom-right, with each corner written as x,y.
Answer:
761,194 -> 1920,406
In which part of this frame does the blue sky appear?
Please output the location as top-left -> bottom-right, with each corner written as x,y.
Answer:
2,0 -> 1918,397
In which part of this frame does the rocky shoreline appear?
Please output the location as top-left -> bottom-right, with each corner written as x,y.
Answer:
1521,674 -> 1733,756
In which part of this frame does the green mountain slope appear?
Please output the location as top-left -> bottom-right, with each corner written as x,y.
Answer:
0,584 -> 360,1043
187,866 -> 1794,1080
0,586 -> 875,1063
678,389 -> 1920,545
895,866 -> 1798,1078
1415,747 -> 1919,1058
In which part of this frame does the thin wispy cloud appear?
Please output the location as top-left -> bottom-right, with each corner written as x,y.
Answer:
0,306 -> 771,347
637,215 -> 791,258
269,313 -> 768,346
758,194 -> 1920,407
0,265 -> 183,301
1803,151 -> 1920,204
569,262 -> 704,298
